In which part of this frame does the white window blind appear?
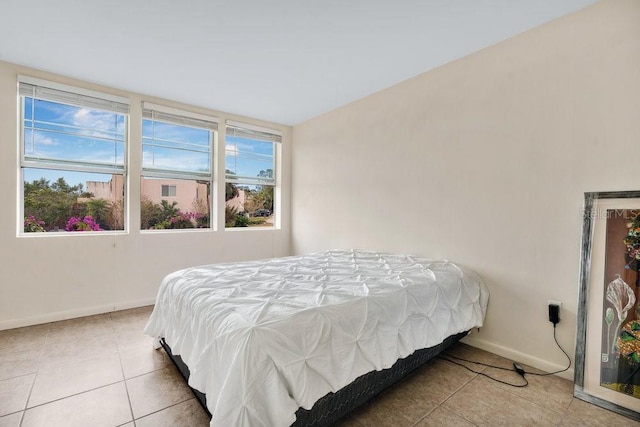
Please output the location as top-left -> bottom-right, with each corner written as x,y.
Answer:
19,79 -> 128,174
142,103 -> 217,179
225,121 -> 279,185
19,80 -> 130,114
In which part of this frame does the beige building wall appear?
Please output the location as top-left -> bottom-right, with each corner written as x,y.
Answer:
291,0 -> 640,378
86,174 -> 125,202
87,175 -> 210,214
140,178 -> 209,214
225,189 -> 246,213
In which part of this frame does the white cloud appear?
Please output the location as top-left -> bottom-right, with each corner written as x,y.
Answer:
145,151 -> 210,173
225,144 -> 239,155
69,108 -> 123,138
226,141 -> 257,155
34,132 -> 58,146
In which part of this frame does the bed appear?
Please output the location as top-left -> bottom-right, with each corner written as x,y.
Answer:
144,249 -> 489,427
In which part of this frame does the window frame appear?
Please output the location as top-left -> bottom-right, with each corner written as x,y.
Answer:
18,76 -> 130,235
140,102 -> 218,231
16,77 -> 285,235
224,120 -> 280,229
161,185 -> 177,198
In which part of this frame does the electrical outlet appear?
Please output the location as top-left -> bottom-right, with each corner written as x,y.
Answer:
548,300 -> 562,308
548,301 -> 561,325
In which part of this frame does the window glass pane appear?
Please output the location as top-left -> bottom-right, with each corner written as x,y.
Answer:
161,185 -> 177,197
225,136 -> 274,182
225,183 -> 275,228
142,144 -> 210,175
142,119 -> 211,174
141,177 -> 210,230
23,98 -> 125,168
24,97 -> 33,120
23,168 -> 124,232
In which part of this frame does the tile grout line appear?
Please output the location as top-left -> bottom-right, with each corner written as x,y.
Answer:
2,309 -> 152,426
429,368 -> 482,427
477,367 -> 569,421
25,355 -> 124,411
35,316 -> 121,374
24,380 -> 125,412
450,351 -> 572,420
132,397 -> 198,423
20,313 -> 124,412
0,323 -> 52,427
410,352 -> 482,427
0,371 -> 40,383
33,322 -> 53,374
114,312 -> 136,425
0,408 -> 26,426
18,367 -> 39,426
459,369 -> 572,425
410,404 -> 438,427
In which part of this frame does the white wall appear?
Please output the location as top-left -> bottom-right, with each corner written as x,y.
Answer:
291,0 -> 640,378
0,61 -> 291,330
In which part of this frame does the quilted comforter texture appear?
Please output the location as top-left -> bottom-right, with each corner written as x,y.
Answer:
144,249 -> 489,427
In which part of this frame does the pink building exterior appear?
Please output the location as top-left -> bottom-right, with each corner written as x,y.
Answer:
86,175 -> 249,215
226,190 -> 246,213
140,177 -> 209,214
86,174 -> 125,202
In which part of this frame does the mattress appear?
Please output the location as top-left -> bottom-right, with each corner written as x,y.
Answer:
161,330 -> 469,426
144,249 -> 489,427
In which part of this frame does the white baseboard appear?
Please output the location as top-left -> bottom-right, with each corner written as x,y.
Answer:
0,297 -> 157,331
462,335 -> 574,381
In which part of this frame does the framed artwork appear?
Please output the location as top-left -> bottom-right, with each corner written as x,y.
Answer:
575,191 -> 640,420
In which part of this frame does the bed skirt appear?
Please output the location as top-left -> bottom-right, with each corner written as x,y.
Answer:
160,330 -> 469,426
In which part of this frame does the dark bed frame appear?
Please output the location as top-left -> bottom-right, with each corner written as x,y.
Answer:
160,330 -> 468,426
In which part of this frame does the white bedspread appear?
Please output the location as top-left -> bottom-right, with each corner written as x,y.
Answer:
144,249 -> 489,427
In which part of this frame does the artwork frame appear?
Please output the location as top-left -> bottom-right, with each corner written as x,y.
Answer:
575,190 -> 640,420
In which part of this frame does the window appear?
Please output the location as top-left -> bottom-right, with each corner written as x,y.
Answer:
19,77 -> 129,233
225,121 -> 279,228
161,185 -> 177,197
141,102 -> 217,230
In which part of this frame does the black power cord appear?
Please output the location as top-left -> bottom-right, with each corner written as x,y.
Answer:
437,354 -> 529,387
438,323 -> 571,388
525,324 -> 571,377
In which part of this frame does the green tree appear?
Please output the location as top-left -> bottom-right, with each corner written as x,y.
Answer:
225,205 -> 238,226
140,196 -> 164,230
257,169 -> 273,179
85,198 -> 111,229
225,170 -> 239,201
160,200 -> 179,218
24,177 -> 82,230
225,205 -> 249,227
254,169 -> 274,213
107,198 -> 125,230
260,186 -> 274,212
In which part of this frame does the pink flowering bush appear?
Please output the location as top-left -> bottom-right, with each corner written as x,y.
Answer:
66,215 -> 103,232
152,211 -> 203,229
24,215 -> 46,232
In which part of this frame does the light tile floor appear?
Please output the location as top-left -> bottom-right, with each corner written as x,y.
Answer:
0,306 -> 638,426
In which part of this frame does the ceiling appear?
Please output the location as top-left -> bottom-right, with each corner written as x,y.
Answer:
0,1 -> 598,126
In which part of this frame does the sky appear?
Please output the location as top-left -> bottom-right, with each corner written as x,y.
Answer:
23,97 -> 124,188
23,96 -> 274,188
